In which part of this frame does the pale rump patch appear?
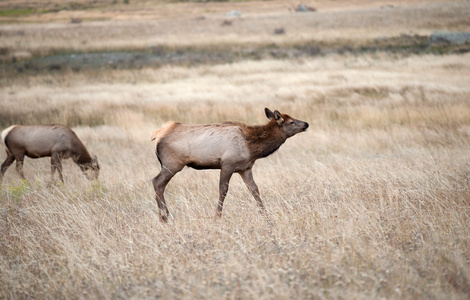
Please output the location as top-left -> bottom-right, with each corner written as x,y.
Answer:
151,121 -> 176,151
1,125 -> 16,145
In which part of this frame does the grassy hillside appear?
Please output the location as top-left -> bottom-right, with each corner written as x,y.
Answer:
1,1 -> 470,299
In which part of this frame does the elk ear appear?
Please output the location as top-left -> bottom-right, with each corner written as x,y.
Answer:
265,108 -> 274,120
273,110 -> 284,125
265,108 -> 284,125
92,155 -> 99,168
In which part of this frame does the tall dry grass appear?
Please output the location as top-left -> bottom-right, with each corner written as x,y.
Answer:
1,52 -> 470,299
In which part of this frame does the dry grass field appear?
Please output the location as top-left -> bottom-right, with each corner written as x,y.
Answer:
1,0 -> 470,299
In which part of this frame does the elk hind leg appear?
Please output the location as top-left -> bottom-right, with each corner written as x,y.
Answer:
152,166 -> 181,222
1,152 -> 15,183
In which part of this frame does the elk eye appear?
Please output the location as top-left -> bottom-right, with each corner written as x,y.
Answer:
290,121 -> 295,125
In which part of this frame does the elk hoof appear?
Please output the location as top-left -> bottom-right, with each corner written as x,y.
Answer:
159,214 -> 168,223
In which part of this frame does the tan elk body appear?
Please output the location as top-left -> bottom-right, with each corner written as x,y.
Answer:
151,108 -> 309,222
1,124 -> 100,182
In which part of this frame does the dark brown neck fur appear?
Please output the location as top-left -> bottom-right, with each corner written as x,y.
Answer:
72,141 -> 93,165
76,152 -> 92,165
242,120 -> 287,159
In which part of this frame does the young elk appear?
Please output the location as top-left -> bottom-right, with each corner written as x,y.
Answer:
1,124 -> 100,183
151,108 -> 309,222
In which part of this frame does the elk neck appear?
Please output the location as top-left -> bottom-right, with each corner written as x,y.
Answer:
243,120 -> 287,159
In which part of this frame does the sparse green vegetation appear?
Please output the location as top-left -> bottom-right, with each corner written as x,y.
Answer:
3,180 -> 31,201
3,37 -> 469,78
0,8 -> 35,17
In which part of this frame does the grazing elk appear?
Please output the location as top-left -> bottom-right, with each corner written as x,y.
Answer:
1,124 -> 100,183
150,108 -> 309,222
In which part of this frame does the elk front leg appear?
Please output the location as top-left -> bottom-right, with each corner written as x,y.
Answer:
216,167 -> 234,217
239,169 -> 267,215
51,153 -> 64,182
15,157 -> 25,180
